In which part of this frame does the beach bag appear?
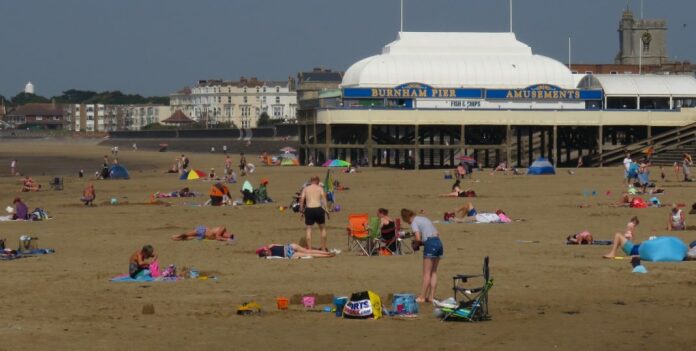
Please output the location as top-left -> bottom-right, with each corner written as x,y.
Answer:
30,208 -> 49,221
343,291 -> 383,319
391,293 -> 418,315
149,260 -> 161,278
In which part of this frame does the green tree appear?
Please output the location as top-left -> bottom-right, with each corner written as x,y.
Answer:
11,92 -> 50,105
0,94 -> 6,104
53,89 -> 98,103
257,112 -> 272,126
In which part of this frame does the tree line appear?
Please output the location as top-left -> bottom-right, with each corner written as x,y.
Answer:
0,89 -> 169,106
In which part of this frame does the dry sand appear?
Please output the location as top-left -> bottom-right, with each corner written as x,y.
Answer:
1,141 -> 695,350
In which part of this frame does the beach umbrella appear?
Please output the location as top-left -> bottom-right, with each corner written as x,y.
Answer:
280,158 -> 299,166
324,169 -> 335,204
280,147 -> 297,153
322,159 -> 350,167
180,169 -> 206,180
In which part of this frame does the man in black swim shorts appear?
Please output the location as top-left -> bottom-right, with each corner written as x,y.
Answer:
299,176 -> 329,251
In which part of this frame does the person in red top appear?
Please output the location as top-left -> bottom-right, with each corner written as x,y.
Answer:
209,182 -> 230,206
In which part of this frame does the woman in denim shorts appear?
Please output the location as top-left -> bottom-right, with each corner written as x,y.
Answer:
401,208 -> 443,303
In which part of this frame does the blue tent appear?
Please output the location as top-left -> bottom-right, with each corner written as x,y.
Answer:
109,165 -> 130,179
527,157 -> 555,175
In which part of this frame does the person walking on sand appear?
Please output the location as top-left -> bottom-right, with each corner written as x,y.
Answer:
299,176 -> 329,251
401,208 -> 443,303
10,159 -> 16,176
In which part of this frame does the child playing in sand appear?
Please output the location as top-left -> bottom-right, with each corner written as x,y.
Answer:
129,245 -> 157,278
171,226 -> 234,241
81,183 -> 96,206
603,216 -> 639,258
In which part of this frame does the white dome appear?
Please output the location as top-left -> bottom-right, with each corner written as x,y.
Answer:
342,32 -> 576,89
24,81 -> 35,94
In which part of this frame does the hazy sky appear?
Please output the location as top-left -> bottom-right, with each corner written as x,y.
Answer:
1,0 -> 694,97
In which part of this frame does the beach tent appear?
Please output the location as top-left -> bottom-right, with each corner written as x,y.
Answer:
179,169 -> 206,180
527,157 -> 555,175
281,158 -> 299,166
109,165 -> 130,179
322,159 -> 350,167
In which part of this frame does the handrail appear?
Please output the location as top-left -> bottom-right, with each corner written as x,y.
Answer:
590,122 -> 696,166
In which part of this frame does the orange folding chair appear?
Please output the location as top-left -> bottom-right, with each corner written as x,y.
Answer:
347,213 -> 375,255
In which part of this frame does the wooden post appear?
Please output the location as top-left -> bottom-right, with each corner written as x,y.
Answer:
506,124 -> 512,167
414,124 -> 420,170
367,124 -> 373,167
598,125 -> 603,167
516,127 -> 522,167
552,126 -> 558,167
460,124 -> 466,157
325,124 -> 331,161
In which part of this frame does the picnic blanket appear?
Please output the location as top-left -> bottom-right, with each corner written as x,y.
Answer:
1,248 -> 55,260
110,274 -> 181,282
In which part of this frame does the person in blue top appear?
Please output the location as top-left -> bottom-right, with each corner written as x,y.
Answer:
401,208 -> 443,304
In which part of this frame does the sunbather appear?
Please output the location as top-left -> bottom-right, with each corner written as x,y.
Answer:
255,243 -> 336,258
81,183 -> 96,206
567,230 -> 593,245
12,197 -> 29,220
21,176 -> 40,192
171,226 -> 234,241
129,245 -> 157,278
440,180 -> 475,197
603,216 -> 639,258
490,161 -> 510,175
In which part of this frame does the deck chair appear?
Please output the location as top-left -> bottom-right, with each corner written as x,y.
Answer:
395,218 -> 415,255
441,256 -> 492,322
347,214 -> 378,256
49,177 -> 63,191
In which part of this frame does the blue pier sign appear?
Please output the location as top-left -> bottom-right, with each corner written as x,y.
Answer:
343,83 -> 483,99
486,84 -> 602,100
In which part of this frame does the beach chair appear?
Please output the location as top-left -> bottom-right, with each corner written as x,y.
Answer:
442,256 -> 492,322
396,219 -> 415,255
49,177 -> 63,191
347,214 -> 378,256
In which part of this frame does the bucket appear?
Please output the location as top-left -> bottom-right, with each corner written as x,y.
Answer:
392,293 -> 418,315
276,297 -> 289,310
302,295 -> 316,309
333,296 -> 348,317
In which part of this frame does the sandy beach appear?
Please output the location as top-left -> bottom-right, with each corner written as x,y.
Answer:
1,140 -> 695,350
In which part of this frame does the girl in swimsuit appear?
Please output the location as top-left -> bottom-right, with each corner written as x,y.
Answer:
255,243 -> 336,258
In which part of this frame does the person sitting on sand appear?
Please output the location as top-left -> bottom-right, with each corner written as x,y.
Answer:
377,208 -> 397,252
21,176 -> 41,192
667,204 -> 685,231
209,168 -> 216,180
167,162 -> 178,174
11,197 -> 29,220
178,187 -> 195,197
255,179 -> 272,203
455,163 -> 467,180
209,182 -> 231,206
129,245 -> 157,278
171,226 -> 234,241
567,230 -> 593,245
81,183 -> 96,206
603,216 -> 640,258
255,243 -> 336,259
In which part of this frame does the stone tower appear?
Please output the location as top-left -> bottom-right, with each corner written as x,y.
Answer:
615,9 -> 668,65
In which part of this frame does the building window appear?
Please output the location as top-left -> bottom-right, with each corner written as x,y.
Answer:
610,71 -> 618,75
228,96 -> 232,103
263,96 -> 267,103
276,87 -> 280,93
585,71 -> 593,75
263,87 -> 266,93
273,106 -> 283,117
256,87 -> 260,93
275,96 -> 280,104
243,96 -> 248,103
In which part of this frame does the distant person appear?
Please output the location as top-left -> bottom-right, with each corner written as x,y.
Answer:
239,153 -> 247,176
256,179 -> 272,203
223,145 -> 228,154
577,155 -> 583,168
377,208 -> 397,252
21,176 -> 40,192
682,152 -> 693,182
12,197 -> 29,220
603,216 -> 640,258
455,163 -> 466,180
566,230 -> 593,245
171,226 -> 234,241
209,168 -> 216,179
224,155 -> 233,177
128,245 -> 157,278
299,176 -> 329,251
209,182 -> 231,206
114,146 -> 119,156
10,159 -> 17,176
211,146 -> 216,153
181,154 -> 189,171
79,169 -> 84,178
623,152 -> 632,185
255,243 -> 336,259
81,183 -> 96,206
667,204 -> 685,231
132,143 -> 137,151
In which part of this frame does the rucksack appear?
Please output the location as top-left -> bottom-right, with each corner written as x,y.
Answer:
30,208 -> 50,221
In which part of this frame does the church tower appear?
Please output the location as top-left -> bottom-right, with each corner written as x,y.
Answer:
615,8 -> 668,65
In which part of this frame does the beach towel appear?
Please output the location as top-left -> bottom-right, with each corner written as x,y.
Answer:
110,274 -> 180,282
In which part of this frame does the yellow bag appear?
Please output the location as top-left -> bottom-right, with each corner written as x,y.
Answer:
343,290 -> 382,319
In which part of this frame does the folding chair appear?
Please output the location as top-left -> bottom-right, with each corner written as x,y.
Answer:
441,256 -> 492,322
347,214 -> 378,256
395,218 -> 414,255
49,177 -> 63,191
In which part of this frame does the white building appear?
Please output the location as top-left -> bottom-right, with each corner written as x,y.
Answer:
170,76 -> 297,128
24,82 -> 35,94
65,103 -> 169,132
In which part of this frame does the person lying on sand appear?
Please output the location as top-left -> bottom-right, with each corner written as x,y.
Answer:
490,161 -> 510,175
81,183 -> 96,206
603,216 -> 639,258
567,230 -> 593,245
439,180 -> 475,197
255,243 -> 336,259
129,245 -> 157,278
171,226 -> 234,241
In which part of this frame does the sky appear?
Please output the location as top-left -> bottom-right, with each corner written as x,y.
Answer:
0,0 -> 694,98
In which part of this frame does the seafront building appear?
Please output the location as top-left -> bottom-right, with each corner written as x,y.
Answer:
64,104 -> 169,132
298,30 -> 696,169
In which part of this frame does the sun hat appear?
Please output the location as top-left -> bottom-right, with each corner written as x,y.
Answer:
260,179 -> 269,185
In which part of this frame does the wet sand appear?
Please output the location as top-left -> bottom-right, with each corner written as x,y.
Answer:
1,141 -> 695,350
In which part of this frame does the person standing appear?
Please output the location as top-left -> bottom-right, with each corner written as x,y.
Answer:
622,152 -> 632,185
401,208 -> 443,303
224,155 -> 233,178
682,152 -> 693,182
239,153 -> 247,176
181,154 -> 189,171
299,176 -> 328,251
10,159 -> 16,176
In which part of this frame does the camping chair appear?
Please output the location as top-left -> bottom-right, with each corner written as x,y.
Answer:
49,177 -> 63,191
395,218 -> 415,255
377,218 -> 408,255
347,214 -> 378,256
442,256 -> 492,322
